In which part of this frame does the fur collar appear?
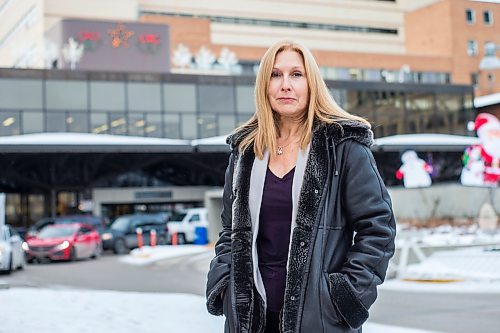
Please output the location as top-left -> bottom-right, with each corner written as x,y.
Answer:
226,119 -> 373,151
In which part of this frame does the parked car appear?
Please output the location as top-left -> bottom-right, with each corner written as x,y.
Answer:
24,223 -> 102,262
0,224 -> 26,274
167,208 -> 208,244
101,213 -> 169,254
25,215 -> 107,240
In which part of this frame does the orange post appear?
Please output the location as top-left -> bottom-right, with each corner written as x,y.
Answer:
172,232 -> 177,246
150,229 -> 157,247
136,227 -> 143,249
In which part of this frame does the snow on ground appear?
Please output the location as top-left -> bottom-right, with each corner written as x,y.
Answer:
120,245 -> 210,266
400,246 -> 500,281
0,287 -> 442,333
2,237 -> 499,333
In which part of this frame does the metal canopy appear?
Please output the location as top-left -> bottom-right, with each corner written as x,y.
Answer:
0,133 -> 192,153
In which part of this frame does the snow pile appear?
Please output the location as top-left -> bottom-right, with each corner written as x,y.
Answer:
397,224 -> 500,248
119,245 -> 211,266
0,287 -> 443,333
401,246 -> 500,281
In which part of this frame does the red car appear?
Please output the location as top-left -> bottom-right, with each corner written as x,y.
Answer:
25,223 -> 102,262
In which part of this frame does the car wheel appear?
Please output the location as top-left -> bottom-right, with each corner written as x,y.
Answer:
177,233 -> 186,245
113,239 -> 128,255
69,247 -> 77,262
157,236 -> 167,246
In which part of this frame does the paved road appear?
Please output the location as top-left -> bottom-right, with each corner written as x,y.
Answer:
2,251 -> 499,333
1,251 -> 211,295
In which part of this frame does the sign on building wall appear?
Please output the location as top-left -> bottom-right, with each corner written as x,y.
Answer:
46,19 -> 170,73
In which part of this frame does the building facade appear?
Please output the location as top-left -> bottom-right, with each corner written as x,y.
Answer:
0,0 -> 498,95
0,68 -> 473,139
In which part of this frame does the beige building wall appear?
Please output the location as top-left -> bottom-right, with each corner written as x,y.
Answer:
140,0 -> 406,54
0,0 -> 497,95
0,0 -> 44,68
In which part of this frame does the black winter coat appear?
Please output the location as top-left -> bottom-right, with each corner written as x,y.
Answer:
206,121 -> 396,333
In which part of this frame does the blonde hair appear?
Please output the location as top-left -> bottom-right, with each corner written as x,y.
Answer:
235,40 -> 370,159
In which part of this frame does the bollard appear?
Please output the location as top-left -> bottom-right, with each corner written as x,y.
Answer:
171,232 -> 177,246
150,229 -> 157,247
136,227 -> 143,249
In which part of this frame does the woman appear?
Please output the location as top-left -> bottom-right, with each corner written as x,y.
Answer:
206,40 -> 396,333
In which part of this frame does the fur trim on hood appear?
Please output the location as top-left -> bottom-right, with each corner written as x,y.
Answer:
226,120 -> 373,150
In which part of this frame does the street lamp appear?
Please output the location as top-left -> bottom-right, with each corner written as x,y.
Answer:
479,42 -> 500,70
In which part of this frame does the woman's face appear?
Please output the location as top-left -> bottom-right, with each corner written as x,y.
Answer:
268,50 -> 309,120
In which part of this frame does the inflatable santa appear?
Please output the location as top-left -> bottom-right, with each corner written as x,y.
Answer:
396,150 -> 433,188
466,113 -> 500,187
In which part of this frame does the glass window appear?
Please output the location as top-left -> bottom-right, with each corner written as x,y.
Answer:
374,91 -> 404,137
466,9 -> 475,24
237,114 -> 252,127
406,92 -> 434,134
0,112 -> 21,136
145,113 -> 162,137
163,83 -> 196,112
198,115 -> 217,138
0,79 -> 42,110
22,112 -> 44,133
364,69 -> 382,82
127,82 -> 162,112
467,40 -> 478,56
218,115 -> 236,136
67,112 -> 88,133
236,86 -> 255,114
129,113 -> 145,136
164,114 -> 180,139
46,80 -> 87,110
46,112 -> 67,132
488,73 -> 495,84
181,114 -> 197,139
29,194 -> 45,225
109,113 -> 127,135
470,73 -> 478,86
199,85 -> 235,113
483,10 -> 493,25
91,113 -> 108,134
436,94 -> 463,134
90,81 -> 125,111
342,91 -> 373,120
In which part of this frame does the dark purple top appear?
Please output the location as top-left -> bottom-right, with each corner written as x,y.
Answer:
257,166 -> 294,312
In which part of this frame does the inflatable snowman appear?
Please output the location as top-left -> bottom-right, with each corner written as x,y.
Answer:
396,150 -> 433,188
460,145 -> 485,186
467,113 -> 500,187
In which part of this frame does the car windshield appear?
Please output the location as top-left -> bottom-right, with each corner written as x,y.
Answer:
38,225 -> 77,239
170,212 -> 187,221
110,217 -> 132,231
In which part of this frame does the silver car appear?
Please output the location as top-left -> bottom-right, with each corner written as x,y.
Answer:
0,224 -> 26,274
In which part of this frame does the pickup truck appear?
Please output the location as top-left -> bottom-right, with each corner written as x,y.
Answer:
167,208 -> 208,244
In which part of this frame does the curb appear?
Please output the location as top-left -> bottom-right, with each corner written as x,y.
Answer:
0,281 -> 10,290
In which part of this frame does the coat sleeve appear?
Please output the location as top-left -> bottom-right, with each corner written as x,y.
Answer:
328,141 -> 396,329
206,152 -> 235,316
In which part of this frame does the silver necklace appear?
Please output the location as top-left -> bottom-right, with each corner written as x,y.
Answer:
277,140 -> 297,155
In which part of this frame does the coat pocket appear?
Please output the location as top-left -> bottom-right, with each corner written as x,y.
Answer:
321,272 -> 342,325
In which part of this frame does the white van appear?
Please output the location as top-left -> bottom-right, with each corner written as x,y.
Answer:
167,208 -> 208,244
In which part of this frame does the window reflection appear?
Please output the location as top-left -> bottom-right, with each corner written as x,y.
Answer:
109,113 -> 127,135
0,112 -> 21,136
91,113 -> 108,134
